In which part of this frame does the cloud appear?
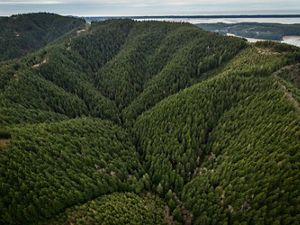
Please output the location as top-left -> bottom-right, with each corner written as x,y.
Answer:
0,0 -> 299,16
0,0 -> 62,4
0,0 -> 290,4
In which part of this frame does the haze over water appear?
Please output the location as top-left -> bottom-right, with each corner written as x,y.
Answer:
136,17 -> 300,24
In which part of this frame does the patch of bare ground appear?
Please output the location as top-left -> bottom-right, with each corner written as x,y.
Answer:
256,47 -> 279,55
162,194 -> 192,225
67,24 -> 91,50
163,206 -> 176,225
32,58 -> 47,68
76,29 -> 86,35
173,194 -> 193,225
76,24 -> 91,36
0,139 -> 9,149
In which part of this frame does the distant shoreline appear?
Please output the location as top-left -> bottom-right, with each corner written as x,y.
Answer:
84,15 -> 300,20
84,15 -> 300,25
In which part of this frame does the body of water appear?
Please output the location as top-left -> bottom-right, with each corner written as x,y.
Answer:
227,33 -> 300,47
226,33 -> 265,42
87,16 -> 300,47
136,17 -> 300,24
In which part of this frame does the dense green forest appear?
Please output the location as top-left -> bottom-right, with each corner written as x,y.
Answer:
0,119 -> 143,224
196,22 -> 300,40
0,13 -> 299,225
0,13 -> 84,61
135,45 -> 300,224
42,193 -> 167,225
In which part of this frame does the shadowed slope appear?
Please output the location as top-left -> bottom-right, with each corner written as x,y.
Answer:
0,13 -> 84,61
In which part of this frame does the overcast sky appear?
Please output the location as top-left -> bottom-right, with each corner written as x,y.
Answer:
0,0 -> 300,16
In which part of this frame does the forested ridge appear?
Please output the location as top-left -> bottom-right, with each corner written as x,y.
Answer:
0,13 -> 85,61
0,13 -> 299,225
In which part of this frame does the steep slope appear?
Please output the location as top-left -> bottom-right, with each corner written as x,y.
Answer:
182,82 -> 300,224
0,19 -> 245,125
0,107 -> 68,127
43,193 -> 167,225
95,22 -> 185,109
0,67 -> 88,118
0,13 -> 84,61
134,43 -> 300,224
121,26 -> 246,125
0,20 -> 134,123
0,119 -> 143,225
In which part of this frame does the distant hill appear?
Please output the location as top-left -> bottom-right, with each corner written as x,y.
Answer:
0,19 -> 246,125
0,14 -> 300,225
84,15 -> 300,23
0,13 -> 84,61
196,22 -> 300,40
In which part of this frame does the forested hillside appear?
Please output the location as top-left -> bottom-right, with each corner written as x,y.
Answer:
135,45 -> 300,224
0,14 -> 299,225
0,13 -> 84,61
42,193 -> 167,225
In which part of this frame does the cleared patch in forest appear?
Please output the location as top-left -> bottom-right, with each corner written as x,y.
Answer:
0,131 -> 11,149
256,47 -> 279,55
0,139 -> 10,149
32,58 -> 47,68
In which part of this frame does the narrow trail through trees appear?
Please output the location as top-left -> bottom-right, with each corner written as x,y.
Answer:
274,75 -> 300,113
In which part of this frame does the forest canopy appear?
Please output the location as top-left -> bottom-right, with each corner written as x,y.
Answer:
0,14 -> 299,225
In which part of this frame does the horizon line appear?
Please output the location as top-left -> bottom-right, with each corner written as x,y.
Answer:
82,14 -> 300,18
2,12 -> 300,18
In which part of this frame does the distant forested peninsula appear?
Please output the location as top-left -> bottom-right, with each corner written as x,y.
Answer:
196,23 -> 300,41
